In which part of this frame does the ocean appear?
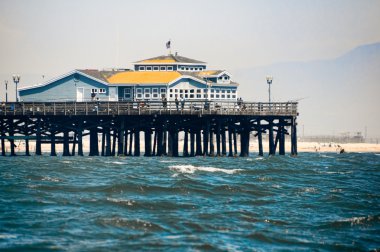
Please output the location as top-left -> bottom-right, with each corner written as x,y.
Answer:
0,153 -> 379,251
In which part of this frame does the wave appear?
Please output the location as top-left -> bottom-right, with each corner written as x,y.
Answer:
169,165 -> 243,174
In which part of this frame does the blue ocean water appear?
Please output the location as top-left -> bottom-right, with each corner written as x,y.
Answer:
0,153 -> 379,251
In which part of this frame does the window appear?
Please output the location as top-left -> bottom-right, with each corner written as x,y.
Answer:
136,88 -> 142,93
216,94 -> 220,98
224,76 -> 229,80
190,68 -> 194,71
186,67 -> 189,71
221,90 -> 226,93
221,95 -> 225,98
170,94 -> 173,98
227,95 -> 231,98
170,89 -> 173,93
160,88 -> 166,93
167,66 -> 173,71
190,94 -> 194,98
181,67 -> 185,70
179,90 -> 183,93
153,66 -> 159,71
211,94 -> 214,98
91,88 -> 98,93
218,77 -> 223,80
160,66 -> 166,71
190,89 -> 194,93
232,90 -> 236,93
232,95 -> 236,99
99,88 -> 106,93
196,89 -> 201,93
139,66 -> 145,71
197,94 -> 201,98
175,89 -> 178,93
185,94 -> 188,98
152,88 -> 158,93
136,93 -> 143,99
124,88 -> 131,99
152,93 -> 159,98
144,88 -> 150,94
203,95 -> 207,98
216,89 -> 220,93
145,93 -> 150,98
203,89 -> 208,93
227,90 -> 231,93
211,89 -> 215,93
185,90 -> 188,93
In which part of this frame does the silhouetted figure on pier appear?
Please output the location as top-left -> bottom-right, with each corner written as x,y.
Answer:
175,97 -> 179,111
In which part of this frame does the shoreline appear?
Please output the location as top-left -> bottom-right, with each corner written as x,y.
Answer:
1,139 -> 379,155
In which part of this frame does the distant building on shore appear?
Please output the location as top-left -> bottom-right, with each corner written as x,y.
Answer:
19,53 -> 239,102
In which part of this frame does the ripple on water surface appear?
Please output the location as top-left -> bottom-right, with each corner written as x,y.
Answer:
0,153 -> 379,251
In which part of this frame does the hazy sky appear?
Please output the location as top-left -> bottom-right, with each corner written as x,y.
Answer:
1,0 -> 380,136
1,0 -> 379,73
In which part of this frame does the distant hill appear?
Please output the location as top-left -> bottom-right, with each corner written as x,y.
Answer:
234,42 -> 380,138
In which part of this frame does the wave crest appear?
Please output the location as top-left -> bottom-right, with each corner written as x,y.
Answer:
169,165 -> 243,174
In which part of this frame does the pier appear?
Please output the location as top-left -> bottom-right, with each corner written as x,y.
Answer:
0,101 -> 298,157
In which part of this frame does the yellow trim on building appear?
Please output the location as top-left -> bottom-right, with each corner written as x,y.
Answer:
107,71 -> 182,84
197,70 -> 218,76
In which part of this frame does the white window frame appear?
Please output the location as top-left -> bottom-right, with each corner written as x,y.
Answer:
152,88 -> 158,94
167,66 -> 173,71
153,66 -> 159,71
160,88 -> 166,93
91,88 -> 98,93
99,88 -> 106,94
139,66 -> 146,71
160,66 -> 166,71
136,88 -> 142,93
146,66 -> 152,71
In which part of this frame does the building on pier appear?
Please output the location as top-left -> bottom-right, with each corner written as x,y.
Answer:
19,53 -> 239,102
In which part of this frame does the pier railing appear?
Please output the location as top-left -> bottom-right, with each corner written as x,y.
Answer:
0,101 -> 297,117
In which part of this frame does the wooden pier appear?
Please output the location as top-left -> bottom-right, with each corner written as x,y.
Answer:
0,101 -> 298,157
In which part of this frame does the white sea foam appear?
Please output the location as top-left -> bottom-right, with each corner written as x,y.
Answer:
41,176 -> 61,182
111,161 -> 125,165
338,215 -> 377,226
169,165 -> 243,174
106,197 -> 134,206
0,234 -> 18,239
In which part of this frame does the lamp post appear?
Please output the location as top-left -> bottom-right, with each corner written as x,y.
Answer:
12,75 -> 20,102
266,75 -> 273,109
4,80 -> 8,102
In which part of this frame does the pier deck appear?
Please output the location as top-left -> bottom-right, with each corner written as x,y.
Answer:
0,101 -> 298,157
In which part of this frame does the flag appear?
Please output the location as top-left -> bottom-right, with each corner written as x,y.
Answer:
166,40 -> 171,49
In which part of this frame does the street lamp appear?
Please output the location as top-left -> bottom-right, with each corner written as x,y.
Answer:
4,80 -> 8,102
266,75 -> 273,108
12,75 -> 20,102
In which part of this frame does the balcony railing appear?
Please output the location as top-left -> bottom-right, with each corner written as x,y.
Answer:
0,101 -> 298,117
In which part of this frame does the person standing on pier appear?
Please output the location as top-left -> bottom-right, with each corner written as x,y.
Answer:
175,96 -> 179,111
180,96 -> 185,110
162,96 -> 167,109
91,91 -> 96,101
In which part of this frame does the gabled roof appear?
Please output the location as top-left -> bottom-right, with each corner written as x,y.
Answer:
135,54 -> 206,64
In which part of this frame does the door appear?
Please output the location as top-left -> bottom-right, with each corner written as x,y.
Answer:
76,87 -> 84,102
109,87 -> 118,101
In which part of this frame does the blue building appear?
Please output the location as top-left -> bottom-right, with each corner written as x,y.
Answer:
19,53 -> 239,102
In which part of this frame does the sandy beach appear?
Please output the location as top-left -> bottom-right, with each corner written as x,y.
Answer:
2,136 -> 380,155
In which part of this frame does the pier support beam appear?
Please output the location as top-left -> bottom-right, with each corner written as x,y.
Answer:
279,120 -> 285,155
9,120 -> 15,156
291,118 -> 298,156
105,128 -> 112,156
183,130 -> 189,157
89,128 -> 99,156
63,129 -> 71,156
228,124 -> 233,157
50,130 -> 57,156
1,121 -> 5,156
134,130 -> 140,156
269,120 -> 275,156
221,125 -> 227,156
156,128 -> 164,156
209,130 -> 215,156
195,129 -> 202,156
257,120 -> 263,156
144,129 -> 152,157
